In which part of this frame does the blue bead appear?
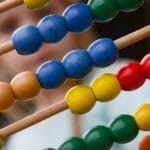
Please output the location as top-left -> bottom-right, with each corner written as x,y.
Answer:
63,3 -> 93,32
37,15 -> 68,43
36,60 -> 66,89
11,25 -> 43,55
62,50 -> 93,79
87,38 -> 118,67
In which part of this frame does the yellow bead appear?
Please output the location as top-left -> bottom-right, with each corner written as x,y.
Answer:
65,85 -> 96,114
133,104 -> 150,131
91,73 -> 121,102
23,0 -> 50,9
10,71 -> 41,101
0,82 -> 16,112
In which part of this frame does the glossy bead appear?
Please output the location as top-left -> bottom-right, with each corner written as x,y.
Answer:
63,3 -> 93,32
84,126 -> 113,150
139,136 -> 150,150
23,0 -> 50,9
58,137 -> 87,150
12,25 -> 43,55
87,38 -> 118,67
0,82 -> 16,112
62,50 -> 93,79
10,71 -> 41,100
116,0 -> 144,12
36,61 -> 66,89
110,114 -> 139,143
91,74 -> 121,102
66,85 -> 96,114
117,62 -> 146,91
88,0 -> 118,22
133,104 -> 150,131
141,53 -> 150,79
37,15 -> 68,43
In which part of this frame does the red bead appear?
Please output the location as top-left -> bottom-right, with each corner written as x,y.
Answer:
139,136 -> 150,150
117,62 -> 146,91
141,53 -> 150,79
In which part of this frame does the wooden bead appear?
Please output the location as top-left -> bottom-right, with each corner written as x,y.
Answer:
91,73 -> 121,102
0,82 -> 16,112
110,114 -> 139,143
141,53 -> 150,79
23,0 -> 50,10
10,71 -> 41,101
133,104 -> 150,131
65,85 -> 96,114
139,136 -> 150,150
117,62 -> 146,91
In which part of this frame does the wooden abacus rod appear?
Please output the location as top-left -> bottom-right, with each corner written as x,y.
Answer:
0,25 -> 150,139
114,25 -> 150,50
0,25 -> 150,55
0,100 -> 68,138
0,0 -> 23,13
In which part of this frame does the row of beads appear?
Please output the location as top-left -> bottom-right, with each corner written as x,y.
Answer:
66,53 -> 150,114
0,37 -> 118,112
0,52 -> 149,112
12,0 -> 144,55
44,104 -> 150,150
23,0 -> 144,10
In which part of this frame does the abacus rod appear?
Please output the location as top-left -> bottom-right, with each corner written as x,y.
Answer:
0,100 -> 68,139
0,0 -> 23,13
114,25 -> 150,50
0,41 -> 14,55
0,25 -> 150,56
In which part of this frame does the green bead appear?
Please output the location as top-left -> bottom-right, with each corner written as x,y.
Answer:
84,126 -> 113,150
116,0 -> 144,12
87,0 -> 118,22
110,114 -> 139,143
58,137 -> 87,150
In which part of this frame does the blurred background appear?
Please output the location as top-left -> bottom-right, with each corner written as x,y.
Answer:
0,0 -> 149,149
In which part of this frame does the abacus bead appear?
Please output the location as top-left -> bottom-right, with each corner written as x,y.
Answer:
87,38 -> 118,67
88,0 -> 118,22
110,114 -> 139,143
10,71 -> 41,100
0,82 -> 16,112
84,126 -> 113,150
133,104 -> 150,131
117,62 -> 146,91
12,25 -> 43,55
66,85 -> 96,114
139,136 -> 150,150
63,3 -> 93,32
58,137 -> 87,150
116,0 -> 144,12
91,74 -> 121,102
23,0 -> 50,9
141,53 -> 150,79
62,50 -> 93,79
38,15 -> 68,43
36,61 -> 66,89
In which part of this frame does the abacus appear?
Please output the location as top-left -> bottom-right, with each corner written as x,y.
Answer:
0,0 -> 149,149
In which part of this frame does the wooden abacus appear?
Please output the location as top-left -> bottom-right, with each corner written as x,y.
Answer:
0,0 -> 149,149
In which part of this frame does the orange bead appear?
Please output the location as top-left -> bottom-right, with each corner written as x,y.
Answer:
139,136 -> 150,150
10,71 -> 41,101
0,82 -> 16,112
